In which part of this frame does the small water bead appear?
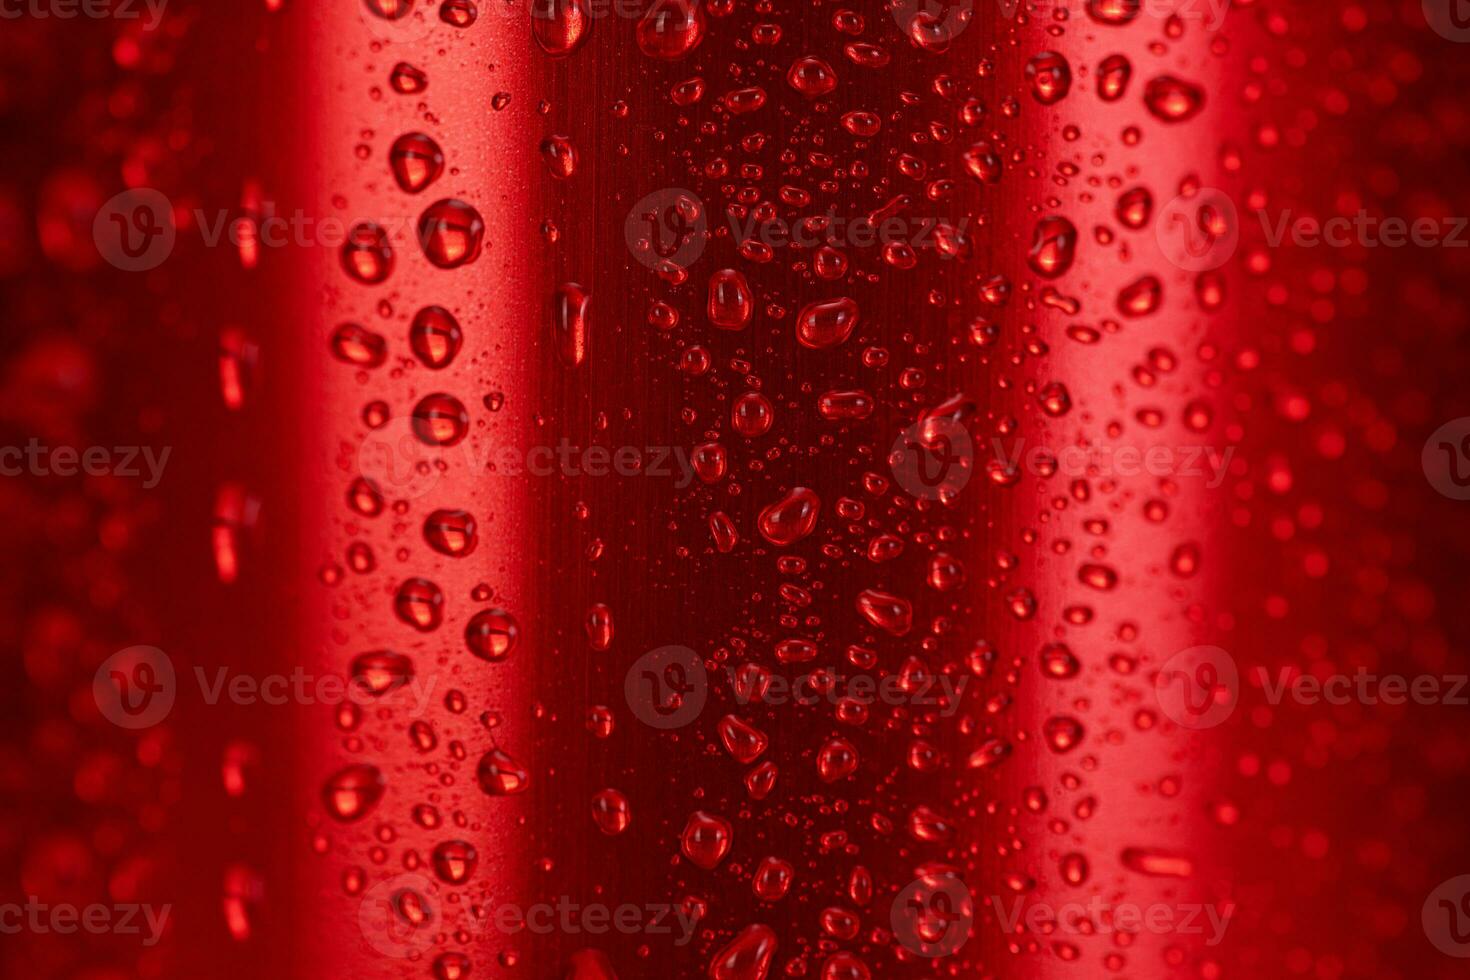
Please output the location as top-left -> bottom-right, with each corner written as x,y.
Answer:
531,0 -> 591,56
347,477 -> 385,517
424,509 -> 477,556
1039,381 -> 1073,416
389,132 -> 445,194
465,608 -> 518,662
389,62 -> 427,94
1098,54 -> 1132,101
540,134 -> 576,178
476,748 -> 529,795
795,297 -> 859,349
731,392 -> 773,437
787,55 -> 837,97
553,282 -> 590,366
408,305 -> 463,369
431,840 -> 478,884
854,588 -> 912,635
1116,186 -> 1153,228
341,222 -> 393,284
418,199 -> 485,269
350,650 -> 414,697
816,737 -> 858,782
817,390 -> 873,420
1044,715 -> 1086,753
1040,643 -> 1081,679
707,268 -> 753,329
710,512 -> 738,552
1027,215 -> 1077,278
411,392 -> 470,446
840,111 -> 881,137
363,0 -> 411,19
636,0 -> 705,60
717,715 -> 768,763
757,487 -> 820,546
322,764 -> 384,822
962,141 -> 1003,184
1025,51 -> 1072,104
331,322 -> 387,367
585,602 -> 613,651
395,577 -> 445,632
1117,275 -> 1162,316
708,925 -> 777,980
752,856 -> 793,901
1087,0 -> 1140,24
433,953 -> 471,980
681,810 -> 733,869
590,788 -> 631,835
439,0 -> 476,27
1144,75 -> 1205,122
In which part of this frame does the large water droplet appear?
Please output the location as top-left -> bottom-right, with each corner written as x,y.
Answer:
389,132 -> 445,194
418,199 -> 485,268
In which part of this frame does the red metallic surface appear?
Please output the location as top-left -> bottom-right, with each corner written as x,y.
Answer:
2,0 -> 1470,978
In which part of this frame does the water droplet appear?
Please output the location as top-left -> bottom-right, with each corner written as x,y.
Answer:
1043,715 -> 1085,753
1144,75 -> 1205,122
636,0 -> 705,60
708,924 -> 777,980
681,810 -> 733,869
787,55 -> 837,97
412,392 -> 470,446
408,305 -> 463,369
476,748 -> 529,795
1027,216 -> 1077,278
717,715 -> 768,763
585,602 -> 613,651
531,0 -> 592,56
855,588 -> 912,635
591,788 -> 631,835
465,608 -> 518,662
390,61 -> 427,94
541,134 -> 576,178
395,577 -> 445,632
757,487 -> 820,546
1087,0 -> 1140,25
418,199 -> 485,268
424,509 -> 477,557
816,737 -> 858,782
732,392 -> 774,437
554,282 -> 590,366
1097,54 -> 1132,101
322,764 -> 384,821
439,0 -> 476,27
1025,51 -> 1072,105
331,322 -> 387,367
708,268 -> 754,329
431,840 -> 478,884
1040,643 -> 1080,679
795,297 -> 859,349
1117,275 -> 1162,316
341,222 -> 393,284
753,857 -> 793,901
350,650 -> 414,697
389,132 -> 445,194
